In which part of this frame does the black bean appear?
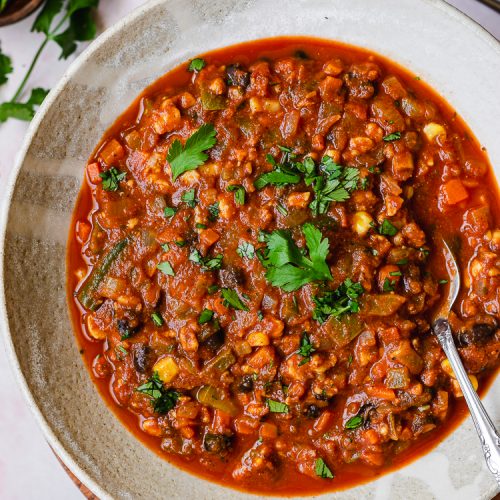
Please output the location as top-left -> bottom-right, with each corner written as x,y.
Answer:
132,344 -> 153,373
305,404 -> 321,419
458,323 -> 496,347
226,64 -> 250,88
203,433 -> 233,454
238,375 -> 254,393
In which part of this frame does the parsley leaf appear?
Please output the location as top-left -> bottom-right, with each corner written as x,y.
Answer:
315,458 -> 334,479
188,58 -> 206,72
181,188 -> 197,208
198,309 -> 214,324
221,288 -> 248,311
345,415 -> 363,429
379,219 -> 398,236
99,167 -> 126,191
136,372 -> 179,414
267,399 -> 289,413
164,206 -> 177,218
313,278 -> 364,323
237,241 -> 255,259
383,277 -> 395,292
157,261 -> 175,277
0,48 -> 13,86
298,333 -> 315,365
151,312 -> 164,327
227,184 -> 245,205
0,87 -> 50,123
208,202 -> 219,221
261,223 -> 332,292
189,249 -> 223,271
32,0 -> 65,35
254,149 -> 302,189
167,124 -> 217,181
383,132 -> 402,142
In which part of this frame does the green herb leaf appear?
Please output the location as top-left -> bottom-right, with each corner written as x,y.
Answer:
396,258 -> 408,265
189,249 -> 223,271
276,203 -> 288,216
181,188 -> 197,208
315,458 -> 334,479
262,223 -> 332,292
157,261 -> 175,277
0,87 -> 50,123
208,202 -> 219,221
221,288 -> 249,311
164,206 -> 177,218
345,415 -> 363,429
151,312 -> 164,327
438,279 -> 448,284
383,132 -> 402,142
136,372 -> 179,414
207,284 -> 219,294
227,184 -> 245,205
237,241 -> 255,260
196,223 -> 207,229
32,0 -> 64,35
313,278 -> 364,323
99,167 -> 126,191
167,124 -> 217,181
298,333 -> 315,365
0,48 -> 13,86
188,58 -> 206,72
383,277 -> 395,292
198,309 -> 214,324
379,219 -> 398,236
267,399 -> 289,413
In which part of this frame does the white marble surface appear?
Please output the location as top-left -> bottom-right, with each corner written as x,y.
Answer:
0,1 -> 498,499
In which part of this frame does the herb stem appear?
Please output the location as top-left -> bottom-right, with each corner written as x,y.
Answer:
11,38 -> 49,102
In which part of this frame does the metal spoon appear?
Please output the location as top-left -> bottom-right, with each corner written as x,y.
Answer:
432,241 -> 500,487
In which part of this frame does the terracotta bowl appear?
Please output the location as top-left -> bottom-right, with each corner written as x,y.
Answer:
0,0 -> 44,26
1,0 -> 499,499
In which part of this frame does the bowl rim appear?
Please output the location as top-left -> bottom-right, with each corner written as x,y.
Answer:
0,0 -> 499,498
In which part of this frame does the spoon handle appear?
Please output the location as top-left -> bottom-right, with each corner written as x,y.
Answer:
434,319 -> 500,487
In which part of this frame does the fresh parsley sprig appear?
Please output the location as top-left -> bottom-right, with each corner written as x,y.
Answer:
312,278 -> 364,323
260,223 -> 332,292
298,333 -> 315,366
189,249 -> 223,271
0,0 -> 100,123
167,124 -> 217,180
136,372 -> 179,414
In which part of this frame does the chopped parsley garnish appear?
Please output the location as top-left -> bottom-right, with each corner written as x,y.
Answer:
315,458 -> 334,479
175,240 -> 187,247
254,148 -> 302,189
227,184 -> 246,205
164,206 -> 177,218
136,372 -> 179,414
151,312 -> 164,327
260,223 -> 332,292
390,270 -> 402,276
167,124 -> 217,181
207,284 -> 219,294
345,415 -> 363,429
196,223 -> 207,229
379,219 -> 398,236
188,58 -> 206,72
313,278 -> 364,323
383,277 -> 396,292
198,309 -> 214,324
276,203 -> 288,216
99,167 -> 126,191
396,258 -> 408,265
208,202 -> 220,221
181,188 -> 197,208
383,132 -> 402,142
267,399 -> 289,413
310,157 -> 360,216
189,249 -> 223,271
257,310 -> 264,321
221,288 -> 249,311
298,333 -> 316,366
237,241 -> 255,259
439,279 -> 448,284
116,345 -> 128,356
157,261 -> 175,277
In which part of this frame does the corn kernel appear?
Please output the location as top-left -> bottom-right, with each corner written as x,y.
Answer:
180,170 -> 200,185
153,356 -> 179,383
352,211 -> 374,236
469,374 -> 479,391
249,97 -> 263,113
441,358 -> 455,378
423,122 -> 446,142
262,98 -> 281,113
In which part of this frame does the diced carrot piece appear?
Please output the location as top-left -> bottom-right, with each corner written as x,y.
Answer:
234,417 -> 258,435
259,422 -> 278,439
365,385 -> 396,400
76,220 -> 91,243
212,409 -> 232,433
99,139 -> 124,165
157,228 -> 180,243
199,228 -> 220,248
87,162 -> 101,184
313,410 -> 334,433
441,179 -> 468,205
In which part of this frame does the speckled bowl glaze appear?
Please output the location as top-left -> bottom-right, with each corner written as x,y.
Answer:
1,0 -> 499,498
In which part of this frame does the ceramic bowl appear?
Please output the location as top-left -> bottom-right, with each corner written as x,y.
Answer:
1,0 -> 499,498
